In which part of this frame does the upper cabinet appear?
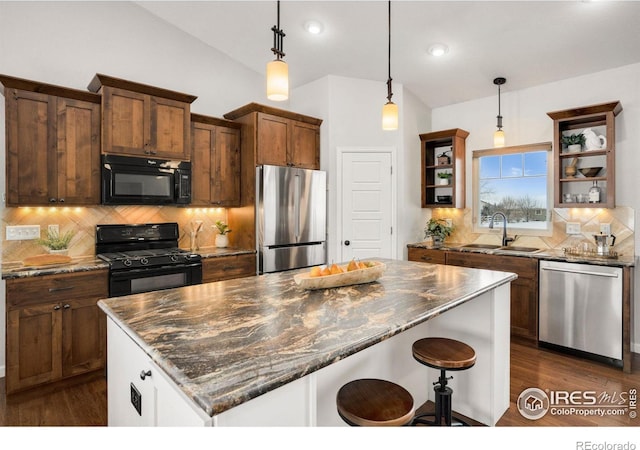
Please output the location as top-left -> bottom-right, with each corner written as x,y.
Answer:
419,128 -> 468,209
191,113 -> 242,207
224,103 -> 322,170
0,74 -> 101,206
547,101 -> 622,208
88,74 -> 197,161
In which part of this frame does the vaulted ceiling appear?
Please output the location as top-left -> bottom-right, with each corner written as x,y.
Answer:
137,1 -> 640,108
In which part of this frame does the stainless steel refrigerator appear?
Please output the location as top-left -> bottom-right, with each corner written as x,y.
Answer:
257,164 -> 327,274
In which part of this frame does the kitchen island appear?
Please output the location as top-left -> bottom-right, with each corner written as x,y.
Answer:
98,258 -> 516,426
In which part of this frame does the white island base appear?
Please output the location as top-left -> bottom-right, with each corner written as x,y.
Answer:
106,283 -> 510,427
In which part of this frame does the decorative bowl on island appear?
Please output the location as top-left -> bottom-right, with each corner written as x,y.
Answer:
293,261 -> 386,290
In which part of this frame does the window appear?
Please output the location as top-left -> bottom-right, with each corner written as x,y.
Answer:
472,142 -> 553,235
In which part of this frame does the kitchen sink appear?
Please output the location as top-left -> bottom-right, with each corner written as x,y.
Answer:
458,244 -> 501,251
495,246 -> 541,253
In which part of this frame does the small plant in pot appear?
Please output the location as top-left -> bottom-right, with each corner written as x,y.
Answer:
424,218 -> 454,247
437,171 -> 453,185
561,133 -> 585,152
213,220 -> 232,248
37,229 -> 75,254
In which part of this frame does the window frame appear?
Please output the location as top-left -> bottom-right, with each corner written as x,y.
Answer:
471,142 -> 553,237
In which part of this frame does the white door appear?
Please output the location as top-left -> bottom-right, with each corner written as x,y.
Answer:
341,152 -> 393,262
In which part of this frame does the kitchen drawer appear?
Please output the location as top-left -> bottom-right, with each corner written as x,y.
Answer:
446,252 -> 537,279
202,254 -> 256,283
7,270 -> 109,309
408,247 -> 446,265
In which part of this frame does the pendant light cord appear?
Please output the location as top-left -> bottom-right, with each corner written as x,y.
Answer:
386,0 -> 393,103
271,1 -> 285,60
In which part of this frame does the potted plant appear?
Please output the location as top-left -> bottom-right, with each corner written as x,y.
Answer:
561,133 -> 585,152
37,229 -> 75,254
424,218 -> 454,247
213,220 -> 232,248
437,171 -> 453,185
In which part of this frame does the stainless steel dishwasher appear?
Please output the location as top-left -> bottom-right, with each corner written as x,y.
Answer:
539,260 -> 623,367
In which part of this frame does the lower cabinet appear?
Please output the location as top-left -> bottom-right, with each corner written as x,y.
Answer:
408,248 -> 539,342
5,270 -> 108,394
202,254 -> 256,283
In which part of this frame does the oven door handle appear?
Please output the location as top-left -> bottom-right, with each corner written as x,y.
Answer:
110,263 -> 202,278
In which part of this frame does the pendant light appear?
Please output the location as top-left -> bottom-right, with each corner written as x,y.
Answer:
493,77 -> 506,147
267,1 -> 288,101
382,1 -> 398,130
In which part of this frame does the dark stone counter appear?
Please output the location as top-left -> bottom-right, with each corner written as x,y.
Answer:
98,258 -> 516,417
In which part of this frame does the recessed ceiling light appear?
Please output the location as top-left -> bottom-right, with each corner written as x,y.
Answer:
304,20 -> 324,35
428,43 -> 449,57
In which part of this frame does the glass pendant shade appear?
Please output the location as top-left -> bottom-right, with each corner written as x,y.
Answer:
493,128 -> 505,147
266,59 -> 289,101
382,101 -> 399,130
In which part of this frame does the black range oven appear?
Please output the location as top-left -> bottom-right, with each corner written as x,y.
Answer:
96,223 -> 202,297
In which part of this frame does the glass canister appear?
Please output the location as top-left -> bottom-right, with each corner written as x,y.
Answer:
588,181 -> 601,203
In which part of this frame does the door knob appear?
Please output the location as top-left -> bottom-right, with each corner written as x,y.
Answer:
344,240 -> 350,246
140,370 -> 152,380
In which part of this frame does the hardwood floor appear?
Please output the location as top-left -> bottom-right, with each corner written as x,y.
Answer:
0,341 -> 637,427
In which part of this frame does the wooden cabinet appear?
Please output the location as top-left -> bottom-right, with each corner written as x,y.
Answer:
224,103 -> 322,250
224,103 -> 321,170
547,101 -> 622,208
202,254 -> 256,283
88,73 -> 197,160
419,128 -> 468,209
408,248 -> 538,342
407,247 -> 446,265
0,74 -> 101,206
191,114 -> 242,207
5,270 -> 109,394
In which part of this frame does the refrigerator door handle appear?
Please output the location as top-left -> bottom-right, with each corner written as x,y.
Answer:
294,174 -> 301,239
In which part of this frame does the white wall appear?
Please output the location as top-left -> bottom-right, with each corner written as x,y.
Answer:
293,75 -> 430,264
431,62 -> 640,352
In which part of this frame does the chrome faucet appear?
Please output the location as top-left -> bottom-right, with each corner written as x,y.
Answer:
489,212 -> 514,247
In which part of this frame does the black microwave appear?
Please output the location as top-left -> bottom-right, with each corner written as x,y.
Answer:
102,154 -> 191,205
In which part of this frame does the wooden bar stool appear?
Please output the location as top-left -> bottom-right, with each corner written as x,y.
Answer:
411,337 -> 476,426
336,378 -> 415,426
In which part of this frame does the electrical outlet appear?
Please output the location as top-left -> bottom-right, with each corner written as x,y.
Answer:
600,223 -> 611,235
445,219 -> 453,228
48,224 -> 59,235
6,225 -> 41,241
566,222 -> 581,235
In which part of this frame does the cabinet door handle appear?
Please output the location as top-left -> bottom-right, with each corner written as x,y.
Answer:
49,286 -> 75,293
140,370 -> 152,380
49,198 -> 57,203
223,265 -> 237,271
63,304 -> 71,309
58,198 -> 65,203
53,304 -> 61,310
420,256 -> 433,261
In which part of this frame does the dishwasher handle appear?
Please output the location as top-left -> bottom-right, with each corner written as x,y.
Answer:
540,266 -> 619,278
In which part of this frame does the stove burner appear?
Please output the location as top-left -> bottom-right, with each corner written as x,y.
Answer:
98,248 -> 201,270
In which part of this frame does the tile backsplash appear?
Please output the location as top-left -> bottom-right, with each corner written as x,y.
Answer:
429,206 -> 635,257
1,205 -> 229,263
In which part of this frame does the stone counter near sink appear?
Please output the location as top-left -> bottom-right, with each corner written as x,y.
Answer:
407,242 -> 636,267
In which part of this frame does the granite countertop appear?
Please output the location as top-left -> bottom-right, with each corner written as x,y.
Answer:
98,258 -> 517,417
1,248 -> 256,280
407,242 -> 636,267
1,256 -> 109,280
